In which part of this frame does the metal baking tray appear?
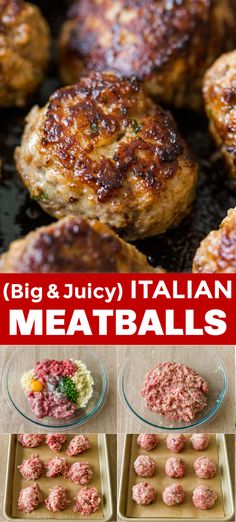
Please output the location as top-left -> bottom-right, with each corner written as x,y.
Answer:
118,434 -> 234,521
4,433 -> 113,521
0,1 -> 236,272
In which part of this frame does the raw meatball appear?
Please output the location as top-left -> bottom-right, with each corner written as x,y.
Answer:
162,484 -> 185,506
45,457 -> 69,478
134,455 -> 156,478
45,434 -> 67,452
73,486 -> 101,515
193,208 -> 236,273
141,362 -> 208,422
137,434 -> 159,451
166,435 -> 186,453
18,455 -> 43,480
15,72 -> 198,241
132,482 -> 156,505
67,435 -> 91,456
59,0 -> 236,111
18,434 -> 44,448
191,434 -> 210,451
45,486 -> 70,512
18,483 -> 43,514
67,461 -> 93,485
203,50 -> 236,180
165,457 -> 186,478
192,485 -> 217,510
194,456 -> 217,479
0,216 -> 162,273
0,0 -> 50,107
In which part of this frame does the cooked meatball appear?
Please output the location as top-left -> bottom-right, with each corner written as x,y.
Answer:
165,457 -> 186,478
193,208 -> 236,273
59,0 -> 236,110
73,486 -> 101,515
134,455 -> 156,478
0,0 -> 50,107
162,484 -> 185,506
137,434 -> 159,451
194,456 -> 217,479
45,434 -> 67,452
166,434 -> 186,453
18,455 -> 44,480
15,73 -> 197,241
191,434 -> 210,451
18,434 -> 44,448
192,485 -> 217,510
0,216 -> 162,273
18,483 -> 43,514
45,486 -> 70,512
203,50 -> 236,180
67,435 -> 91,456
67,461 -> 93,485
132,482 -> 156,505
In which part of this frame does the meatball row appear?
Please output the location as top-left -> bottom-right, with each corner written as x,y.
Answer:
132,482 -> 217,510
133,453 -> 217,479
137,433 -> 210,452
18,434 -> 91,455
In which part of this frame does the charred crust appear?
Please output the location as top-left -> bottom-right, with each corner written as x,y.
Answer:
40,74 -> 186,201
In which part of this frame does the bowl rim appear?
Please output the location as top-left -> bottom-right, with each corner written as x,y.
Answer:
3,346 -> 109,430
118,349 -> 228,432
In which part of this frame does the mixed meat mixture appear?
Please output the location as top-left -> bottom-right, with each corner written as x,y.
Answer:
132,482 -> 156,506
21,358 -> 94,420
141,361 -> 208,422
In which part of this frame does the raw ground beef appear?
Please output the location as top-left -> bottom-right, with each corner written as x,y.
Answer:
45,457 -> 69,478
67,435 -> 91,456
192,485 -> 217,509
26,390 -> 77,419
35,359 -> 77,383
18,455 -> 43,480
132,482 -> 156,505
165,457 -> 186,478
137,434 -> 159,451
141,361 -> 208,422
45,486 -> 70,512
45,434 -> 67,451
18,434 -> 44,448
162,484 -> 185,506
18,483 -> 43,513
134,455 -> 156,477
67,461 -> 93,485
194,456 -> 217,479
73,487 -> 101,515
191,433 -> 210,451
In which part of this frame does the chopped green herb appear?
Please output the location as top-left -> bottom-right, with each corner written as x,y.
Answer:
206,108 -> 213,118
31,192 -> 50,201
132,120 -> 142,134
90,121 -> 99,133
58,377 -> 78,403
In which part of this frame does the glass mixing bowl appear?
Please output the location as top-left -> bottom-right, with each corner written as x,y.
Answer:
3,346 -> 108,430
119,346 -> 227,431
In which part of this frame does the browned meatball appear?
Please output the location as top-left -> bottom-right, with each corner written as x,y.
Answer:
0,215 -> 163,273
203,50 -> 236,180
193,208 -> 236,273
15,73 -> 197,241
58,0 -> 236,110
0,0 -> 50,107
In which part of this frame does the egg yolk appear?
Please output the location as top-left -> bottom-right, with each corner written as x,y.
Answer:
31,380 -> 43,392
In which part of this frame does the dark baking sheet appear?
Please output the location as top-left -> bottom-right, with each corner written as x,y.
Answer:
0,0 -> 235,272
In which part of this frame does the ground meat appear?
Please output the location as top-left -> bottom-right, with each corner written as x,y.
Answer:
132,482 -> 156,505
26,390 -> 77,419
166,434 -> 186,453
18,455 -> 43,480
45,486 -> 70,512
73,486 -> 101,515
141,362 -> 208,422
45,434 -> 67,452
67,435 -> 91,456
18,483 -> 43,513
192,485 -> 217,510
194,457 -> 217,479
137,434 -> 159,451
134,455 -> 156,478
18,434 -> 44,448
45,457 -> 69,478
191,434 -> 210,451
162,484 -> 185,506
165,457 -> 186,478
67,461 -> 93,485
35,359 -> 77,383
